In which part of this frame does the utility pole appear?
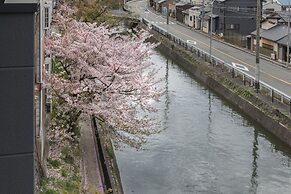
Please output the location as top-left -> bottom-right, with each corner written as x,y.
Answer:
210,1 -> 213,64
255,0 -> 261,92
201,0 -> 205,31
287,2 -> 290,68
167,0 -> 169,25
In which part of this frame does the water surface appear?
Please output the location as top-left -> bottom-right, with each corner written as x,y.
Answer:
115,50 -> 291,194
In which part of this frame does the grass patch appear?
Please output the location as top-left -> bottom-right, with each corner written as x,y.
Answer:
61,168 -> 69,177
106,145 -> 115,160
39,189 -> 59,194
39,178 -> 58,194
39,132 -> 81,194
62,148 -> 75,164
47,159 -> 61,168
57,174 -> 81,194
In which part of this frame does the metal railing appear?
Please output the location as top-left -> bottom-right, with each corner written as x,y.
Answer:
142,18 -> 291,113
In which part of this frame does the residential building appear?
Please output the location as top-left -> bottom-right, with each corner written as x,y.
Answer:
0,0 -> 53,192
260,11 -> 290,30
182,8 -> 190,25
202,11 -> 219,33
179,0 -> 193,3
212,0 -> 257,47
176,2 -> 194,23
251,24 -> 291,61
160,0 -> 174,16
277,35 -> 291,62
0,0 -> 38,192
188,6 -> 203,29
249,9 -> 291,62
184,0 -> 210,5
169,1 -> 176,17
263,0 -> 282,13
261,12 -> 281,30
154,0 -> 166,12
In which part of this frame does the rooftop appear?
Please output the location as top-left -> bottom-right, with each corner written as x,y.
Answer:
204,11 -> 219,20
277,35 -> 290,46
189,5 -> 203,10
175,2 -> 188,6
2,0 -> 38,3
0,0 -> 38,12
251,24 -> 291,41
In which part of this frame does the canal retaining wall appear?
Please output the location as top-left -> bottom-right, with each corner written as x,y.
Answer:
148,31 -> 291,148
91,117 -> 124,194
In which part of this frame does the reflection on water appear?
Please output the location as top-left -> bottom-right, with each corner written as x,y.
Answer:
115,50 -> 291,194
250,130 -> 258,193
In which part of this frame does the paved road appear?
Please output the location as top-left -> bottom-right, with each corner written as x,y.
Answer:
128,0 -> 291,97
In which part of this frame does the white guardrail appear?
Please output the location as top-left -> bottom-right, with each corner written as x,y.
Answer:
142,18 -> 291,113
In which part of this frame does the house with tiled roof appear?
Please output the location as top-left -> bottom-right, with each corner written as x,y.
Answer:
263,0 -> 282,12
251,24 -> 291,61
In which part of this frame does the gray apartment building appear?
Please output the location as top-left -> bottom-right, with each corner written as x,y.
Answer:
213,0 -> 257,47
0,0 -> 38,192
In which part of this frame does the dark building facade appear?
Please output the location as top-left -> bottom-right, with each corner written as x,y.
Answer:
176,2 -> 194,23
213,0 -> 257,47
0,0 -> 38,192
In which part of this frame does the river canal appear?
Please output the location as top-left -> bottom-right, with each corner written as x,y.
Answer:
115,49 -> 291,194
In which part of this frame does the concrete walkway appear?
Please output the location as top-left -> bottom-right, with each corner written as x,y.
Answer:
80,114 -> 104,194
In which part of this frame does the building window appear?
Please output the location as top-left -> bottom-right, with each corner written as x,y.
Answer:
262,43 -> 273,50
226,24 -> 239,30
44,57 -> 52,73
44,7 -> 49,29
43,3 -> 52,30
190,16 -> 192,21
247,7 -> 256,12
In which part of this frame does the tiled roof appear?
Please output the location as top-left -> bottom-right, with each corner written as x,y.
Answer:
0,0 -> 38,12
277,11 -> 290,22
277,35 -> 290,46
251,24 -> 290,41
204,11 -> 219,19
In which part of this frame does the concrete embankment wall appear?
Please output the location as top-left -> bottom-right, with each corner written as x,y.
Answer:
149,34 -> 291,148
91,117 -> 124,194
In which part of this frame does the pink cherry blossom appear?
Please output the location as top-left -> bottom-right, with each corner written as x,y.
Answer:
44,6 -> 164,148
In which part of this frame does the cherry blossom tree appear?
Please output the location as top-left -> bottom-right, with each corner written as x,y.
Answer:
45,7 -> 163,148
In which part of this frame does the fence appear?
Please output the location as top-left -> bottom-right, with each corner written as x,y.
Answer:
142,18 -> 291,113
